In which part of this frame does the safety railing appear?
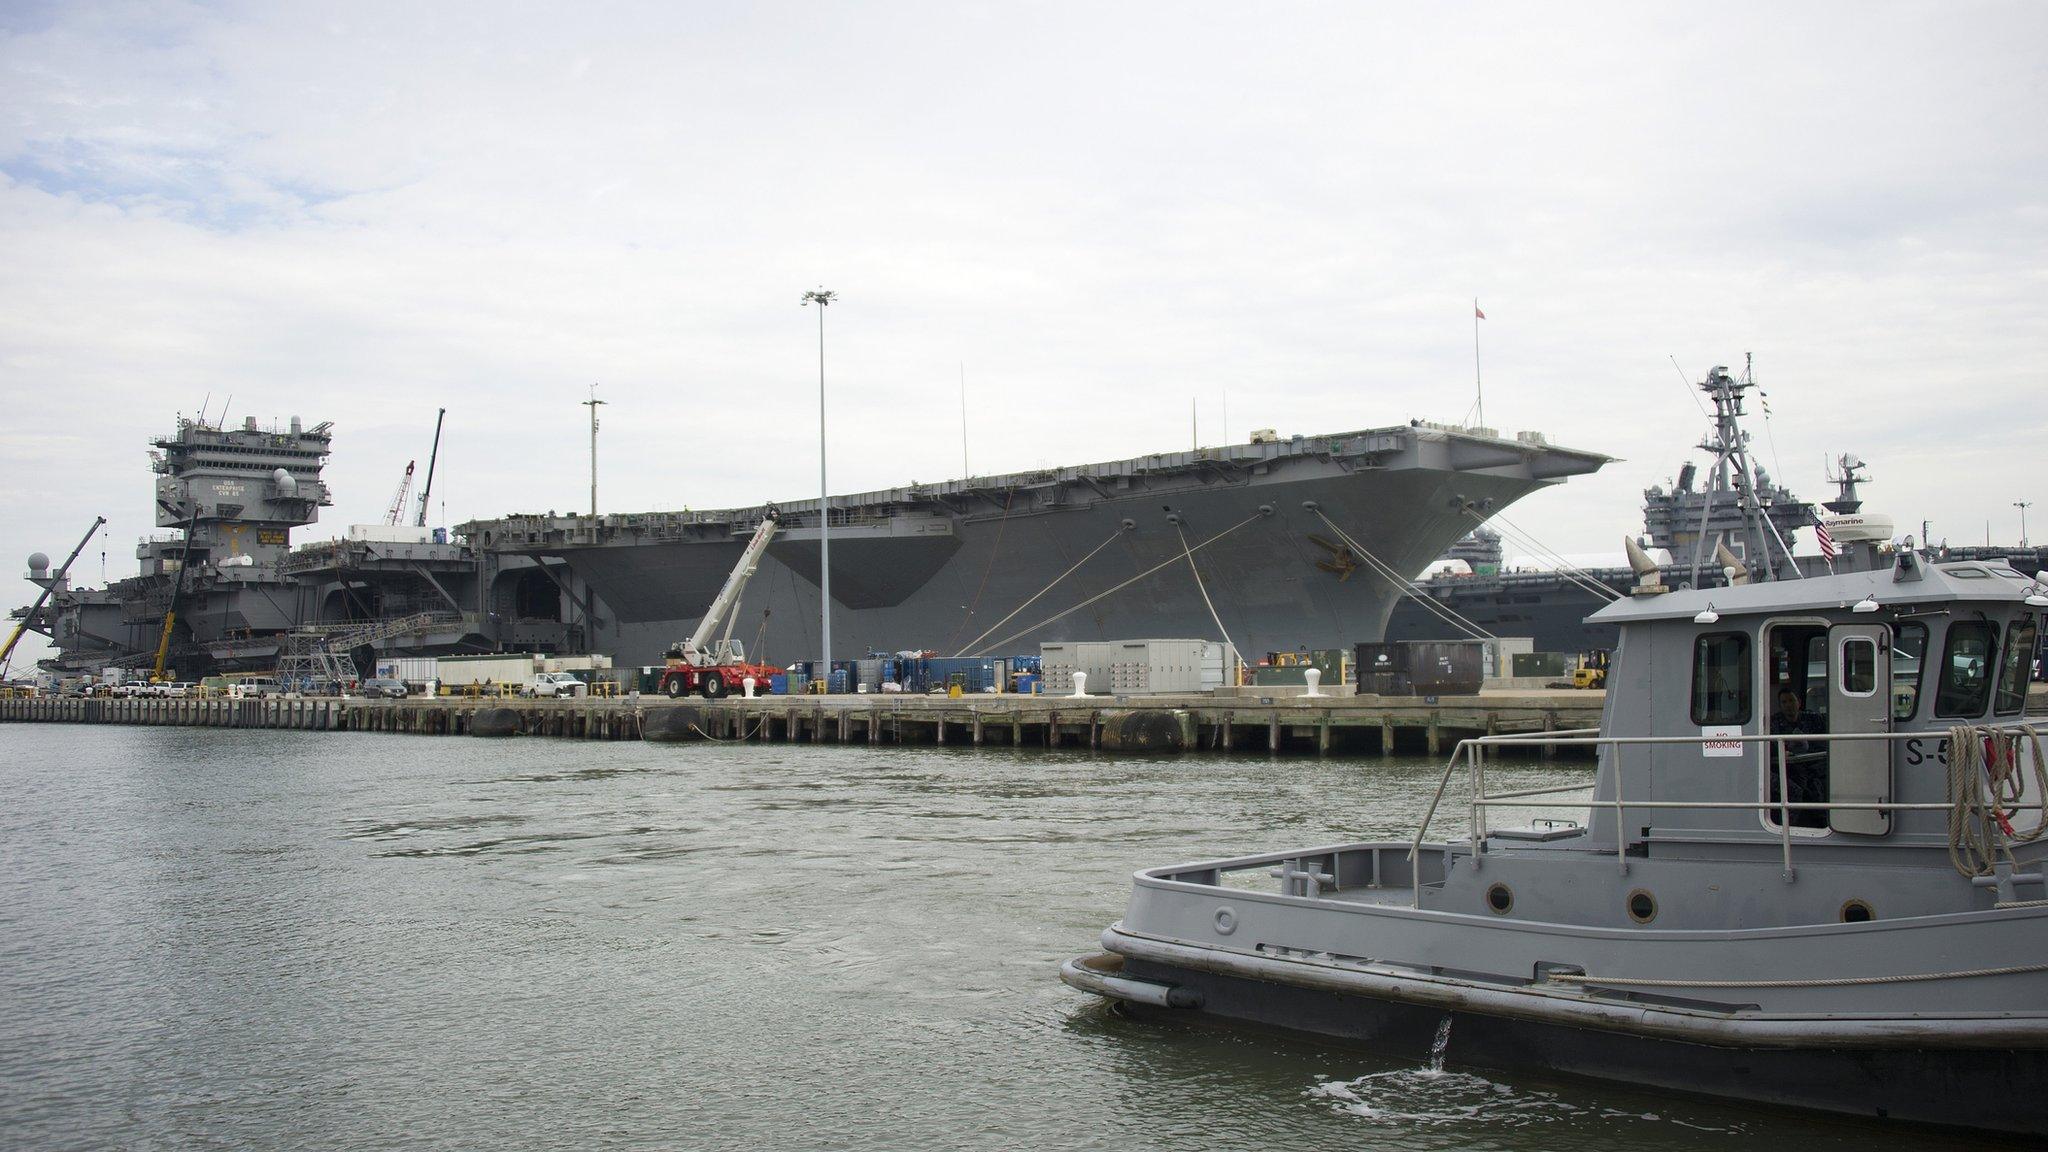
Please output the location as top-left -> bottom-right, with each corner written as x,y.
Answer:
1408,726 -> 2047,907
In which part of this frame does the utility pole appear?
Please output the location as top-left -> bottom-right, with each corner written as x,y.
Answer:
802,289 -> 837,687
582,386 -> 605,519
2018,501 -> 2033,548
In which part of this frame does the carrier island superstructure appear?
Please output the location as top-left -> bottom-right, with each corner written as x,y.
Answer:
13,417 -> 1610,679
13,414 -> 595,678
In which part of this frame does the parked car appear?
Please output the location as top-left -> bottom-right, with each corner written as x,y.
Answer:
359,678 -> 409,699
524,672 -> 587,698
230,678 -> 281,699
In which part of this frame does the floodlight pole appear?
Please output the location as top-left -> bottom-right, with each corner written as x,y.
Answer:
802,288 -> 838,688
582,385 -> 605,519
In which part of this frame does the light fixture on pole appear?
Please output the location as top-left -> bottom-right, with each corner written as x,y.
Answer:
581,385 -> 605,519
802,288 -> 837,689
2016,501 -> 2032,548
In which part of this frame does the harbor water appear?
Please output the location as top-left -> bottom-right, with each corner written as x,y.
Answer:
0,727 -> 1988,1150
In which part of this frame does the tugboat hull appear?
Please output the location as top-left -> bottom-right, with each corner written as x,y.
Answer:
1066,944 -> 2048,1135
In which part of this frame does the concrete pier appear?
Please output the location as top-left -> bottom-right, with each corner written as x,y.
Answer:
0,690 -> 1611,757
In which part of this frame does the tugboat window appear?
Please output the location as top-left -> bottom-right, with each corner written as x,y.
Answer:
1890,622 -> 1928,720
1841,638 -> 1878,696
1993,618 -> 2036,716
1690,633 -> 1750,725
1934,621 -> 1998,718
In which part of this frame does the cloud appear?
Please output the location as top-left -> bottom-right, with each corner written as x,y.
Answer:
3,1 -> 2045,666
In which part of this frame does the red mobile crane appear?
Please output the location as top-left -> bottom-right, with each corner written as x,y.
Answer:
658,515 -> 785,699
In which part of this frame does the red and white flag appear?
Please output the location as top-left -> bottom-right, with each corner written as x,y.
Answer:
1474,303 -> 1486,320
1815,519 -> 1838,561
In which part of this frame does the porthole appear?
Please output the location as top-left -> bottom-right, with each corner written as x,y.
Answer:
1841,899 -> 1875,923
1626,889 -> 1658,924
1485,883 -> 1514,915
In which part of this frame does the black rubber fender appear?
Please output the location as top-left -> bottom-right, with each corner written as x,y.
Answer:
469,707 -> 523,738
642,705 -> 706,743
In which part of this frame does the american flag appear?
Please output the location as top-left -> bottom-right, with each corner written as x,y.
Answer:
1815,519 -> 1838,561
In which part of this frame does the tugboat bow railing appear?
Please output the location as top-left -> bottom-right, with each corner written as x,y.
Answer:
1410,726 -> 2047,908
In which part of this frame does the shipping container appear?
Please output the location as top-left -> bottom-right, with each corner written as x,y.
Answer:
375,656 -> 441,682
1511,651 -> 1570,678
1353,641 -> 1484,696
345,524 -> 437,544
924,656 -> 1003,693
437,653 -> 543,688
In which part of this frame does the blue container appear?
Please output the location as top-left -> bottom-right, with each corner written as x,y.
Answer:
827,669 -> 850,694
768,674 -> 789,695
1014,673 -> 1041,695
926,657 -> 999,693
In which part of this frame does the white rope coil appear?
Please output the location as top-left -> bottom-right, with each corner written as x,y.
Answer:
1948,723 -> 2048,878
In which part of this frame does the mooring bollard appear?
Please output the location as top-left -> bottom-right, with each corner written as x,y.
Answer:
1071,671 -> 1088,698
743,676 -> 757,699
1304,668 -> 1323,697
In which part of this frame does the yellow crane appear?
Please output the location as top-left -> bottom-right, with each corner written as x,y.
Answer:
149,516 -> 200,683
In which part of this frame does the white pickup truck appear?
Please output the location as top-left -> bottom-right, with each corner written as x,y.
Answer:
524,672 -> 587,698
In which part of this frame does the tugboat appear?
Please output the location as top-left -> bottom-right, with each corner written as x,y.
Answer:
1062,376 -> 2048,1134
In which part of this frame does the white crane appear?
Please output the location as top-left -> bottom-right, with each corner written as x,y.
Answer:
670,515 -> 778,668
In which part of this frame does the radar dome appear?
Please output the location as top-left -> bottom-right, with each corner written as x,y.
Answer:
27,552 -> 49,573
272,468 -> 298,497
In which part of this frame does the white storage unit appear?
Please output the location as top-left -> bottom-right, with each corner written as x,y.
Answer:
376,656 -> 441,682
1039,642 -> 1086,695
1104,639 -> 1226,694
1042,639 -> 1224,695
437,654 -> 543,688
345,524 -> 437,544
1481,637 -> 1535,680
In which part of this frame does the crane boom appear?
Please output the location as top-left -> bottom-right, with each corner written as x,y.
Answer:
0,516 -> 107,672
384,461 -> 415,526
414,408 -> 446,528
680,516 -> 778,664
150,515 -> 200,681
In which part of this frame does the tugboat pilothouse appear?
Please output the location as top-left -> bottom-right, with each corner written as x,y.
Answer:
1064,371 -> 2048,1135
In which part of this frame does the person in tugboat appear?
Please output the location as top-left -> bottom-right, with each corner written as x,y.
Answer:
1770,686 -> 1828,827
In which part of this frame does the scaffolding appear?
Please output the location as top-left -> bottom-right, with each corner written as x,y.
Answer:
274,612 -> 443,693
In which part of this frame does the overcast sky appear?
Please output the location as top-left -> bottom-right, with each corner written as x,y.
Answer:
3,2 -> 2045,666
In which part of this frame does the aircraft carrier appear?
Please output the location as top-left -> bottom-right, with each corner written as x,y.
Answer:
458,423 -> 1611,670
11,413 -> 1609,679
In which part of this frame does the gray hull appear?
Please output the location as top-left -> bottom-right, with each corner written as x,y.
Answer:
1100,954 -> 2044,1135
1066,834 -> 2048,1137
472,426 -> 1612,668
